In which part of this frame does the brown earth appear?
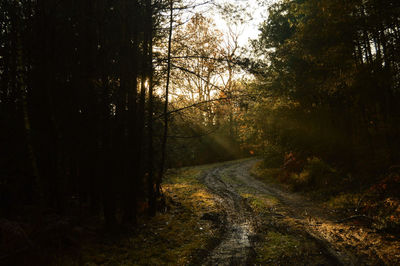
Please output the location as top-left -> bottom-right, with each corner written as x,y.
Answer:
198,159 -> 400,265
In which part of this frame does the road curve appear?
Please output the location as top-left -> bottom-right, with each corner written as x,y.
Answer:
199,159 -> 347,266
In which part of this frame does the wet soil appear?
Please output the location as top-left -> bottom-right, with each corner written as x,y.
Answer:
198,159 -> 400,265
200,165 -> 256,265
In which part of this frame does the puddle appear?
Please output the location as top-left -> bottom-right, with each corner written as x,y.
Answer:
202,222 -> 255,265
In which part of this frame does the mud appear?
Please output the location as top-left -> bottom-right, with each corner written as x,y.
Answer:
200,165 -> 256,266
198,159 -> 400,265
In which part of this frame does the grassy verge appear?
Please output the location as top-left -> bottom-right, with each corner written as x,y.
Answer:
249,161 -> 283,187
68,164 -> 223,265
255,230 -> 328,265
251,157 -> 400,243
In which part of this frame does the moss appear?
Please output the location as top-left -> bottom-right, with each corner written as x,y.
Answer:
257,231 -> 301,262
241,193 -> 278,212
255,230 -> 328,265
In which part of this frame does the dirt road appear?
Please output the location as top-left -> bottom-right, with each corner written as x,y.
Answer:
200,163 -> 257,265
198,159 -> 400,265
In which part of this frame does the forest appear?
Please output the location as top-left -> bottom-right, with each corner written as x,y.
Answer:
1,0 -> 399,265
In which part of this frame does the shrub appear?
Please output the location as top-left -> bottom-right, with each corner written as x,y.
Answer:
364,171 -> 400,232
262,145 -> 284,168
282,152 -> 305,173
285,157 -> 340,194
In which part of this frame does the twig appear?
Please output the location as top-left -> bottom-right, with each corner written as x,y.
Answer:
336,215 -> 374,223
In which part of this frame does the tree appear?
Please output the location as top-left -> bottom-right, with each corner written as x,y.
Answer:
251,0 -> 400,179
0,0 -> 172,228
159,12 -> 247,165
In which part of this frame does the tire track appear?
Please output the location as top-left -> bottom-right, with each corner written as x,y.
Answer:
201,164 -> 257,265
199,159 -> 345,265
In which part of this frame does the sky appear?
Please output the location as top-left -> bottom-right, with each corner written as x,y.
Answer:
213,0 -> 270,47
165,0 -> 277,97
181,0 -> 274,48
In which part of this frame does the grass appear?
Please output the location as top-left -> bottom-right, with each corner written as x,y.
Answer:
215,161 -> 326,264
256,231 -> 301,262
249,161 -> 282,186
250,155 -> 400,264
75,163 -> 223,266
254,157 -> 400,231
241,193 -> 278,213
247,160 -> 337,265
216,161 -> 280,212
255,230 -> 328,265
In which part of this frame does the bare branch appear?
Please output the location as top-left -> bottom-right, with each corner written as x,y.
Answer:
154,93 -> 264,120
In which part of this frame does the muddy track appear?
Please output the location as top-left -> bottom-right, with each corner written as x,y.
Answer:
198,159 -> 351,265
200,164 -> 257,265
198,159 -> 400,265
